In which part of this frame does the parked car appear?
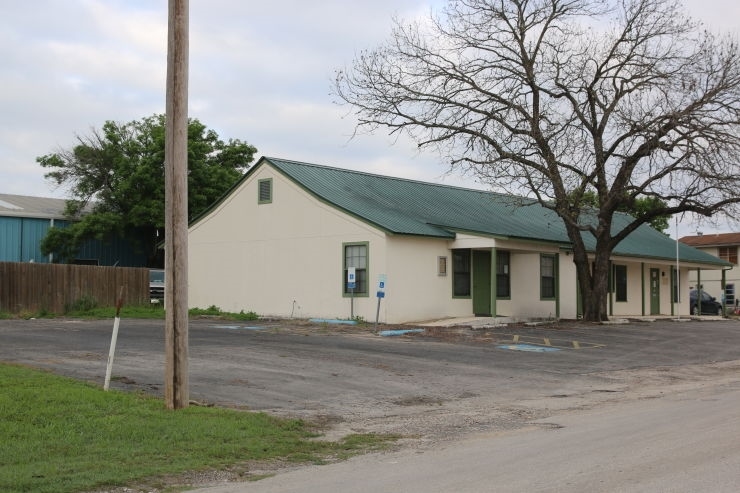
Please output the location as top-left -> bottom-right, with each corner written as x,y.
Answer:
689,290 -> 723,316
149,269 -> 165,303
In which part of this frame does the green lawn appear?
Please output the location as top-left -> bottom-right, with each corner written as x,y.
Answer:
1,303 -> 260,321
0,363 -> 395,493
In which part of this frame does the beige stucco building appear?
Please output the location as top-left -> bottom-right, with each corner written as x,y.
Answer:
188,157 -> 730,324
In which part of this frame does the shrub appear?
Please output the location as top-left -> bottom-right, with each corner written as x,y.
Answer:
65,295 -> 98,314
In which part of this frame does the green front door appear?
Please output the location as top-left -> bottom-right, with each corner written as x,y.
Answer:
473,250 -> 492,316
650,268 -> 660,315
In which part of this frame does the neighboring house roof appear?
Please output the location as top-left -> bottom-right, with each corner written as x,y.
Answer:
0,193 -> 69,220
196,157 -> 730,267
679,233 -> 740,248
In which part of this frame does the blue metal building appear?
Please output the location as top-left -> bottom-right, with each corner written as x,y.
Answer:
0,193 -> 148,266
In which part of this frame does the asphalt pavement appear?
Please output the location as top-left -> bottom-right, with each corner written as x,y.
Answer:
2,317 -> 740,413
2,316 -> 740,491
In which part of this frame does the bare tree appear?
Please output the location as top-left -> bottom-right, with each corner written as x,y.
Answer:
334,0 -> 740,321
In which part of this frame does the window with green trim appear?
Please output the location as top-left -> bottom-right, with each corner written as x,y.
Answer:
540,254 -> 556,299
496,250 -> 510,298
452,249 -> 471,297
343,243 -> 368,295
258,178 -> 272,204
614,264 -> 627,302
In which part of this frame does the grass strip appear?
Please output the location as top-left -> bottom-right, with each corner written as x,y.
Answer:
3,304 -> 260,321
0,363 -> 395,493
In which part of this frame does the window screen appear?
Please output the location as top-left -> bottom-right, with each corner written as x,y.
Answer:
540,255 -> 556,299
344,243 -> 368,294
453,249 -> 471,297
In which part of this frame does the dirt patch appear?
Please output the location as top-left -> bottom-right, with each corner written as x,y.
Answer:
392,395 -> 447,406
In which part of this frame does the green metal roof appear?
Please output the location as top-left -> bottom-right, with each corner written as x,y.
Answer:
268,157 -> 568,242
212,157 -> 729,267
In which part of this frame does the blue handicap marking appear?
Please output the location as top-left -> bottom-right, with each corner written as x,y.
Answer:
212,325 -> 268,331
379,281 -> 385,289
379,328 -> 423,337
497,344 -> 561,353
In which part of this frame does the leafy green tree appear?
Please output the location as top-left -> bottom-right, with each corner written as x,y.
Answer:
575,191 -> 670,234
38,115 -> 257,264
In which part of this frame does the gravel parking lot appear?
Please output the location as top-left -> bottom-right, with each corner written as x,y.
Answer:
2,316 -> 740,445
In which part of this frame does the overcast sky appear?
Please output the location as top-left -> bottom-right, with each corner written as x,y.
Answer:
1,0 -> 738,237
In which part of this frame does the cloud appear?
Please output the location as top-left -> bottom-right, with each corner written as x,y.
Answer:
0,0 -> 737,242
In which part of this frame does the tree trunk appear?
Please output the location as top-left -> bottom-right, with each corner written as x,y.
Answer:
581,249 -> 611,322
567,227 -> 611,322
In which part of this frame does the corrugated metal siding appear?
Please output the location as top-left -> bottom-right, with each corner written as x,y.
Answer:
1,214 -> 149,267
0,218 -> 74,263
0,217 -> 22,261
76,236 -> 149,267
20,218 -> 52,262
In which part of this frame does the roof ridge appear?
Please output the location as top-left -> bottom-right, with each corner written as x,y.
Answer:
680,232 -> 739,240
264,156 -> 519,199
0,192 -> 67,201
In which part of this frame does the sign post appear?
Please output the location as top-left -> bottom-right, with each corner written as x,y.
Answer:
347,267 -> 356,319
375,274 -> 386,332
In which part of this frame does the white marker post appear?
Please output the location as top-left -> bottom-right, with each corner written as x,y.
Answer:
104,287 -> 125,391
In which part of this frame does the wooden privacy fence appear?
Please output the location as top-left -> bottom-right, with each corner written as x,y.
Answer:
0,262 -> 149,314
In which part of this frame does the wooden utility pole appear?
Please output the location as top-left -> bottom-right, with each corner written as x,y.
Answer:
164,0 -> 189,409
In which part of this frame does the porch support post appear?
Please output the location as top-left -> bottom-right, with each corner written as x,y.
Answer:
608,260 -> 613,317
490,247 -> 497,318
555,253 -> 560,319
576,272 -> 582,319
641,263 -> 646,316
670,267 -> 675,317
721,269 -> 727,315
697,269 -> 702,315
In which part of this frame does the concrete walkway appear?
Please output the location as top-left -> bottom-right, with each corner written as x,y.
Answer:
412,314 -> 727,328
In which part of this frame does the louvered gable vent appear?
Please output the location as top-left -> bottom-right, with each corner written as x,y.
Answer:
258,178 -> 272,204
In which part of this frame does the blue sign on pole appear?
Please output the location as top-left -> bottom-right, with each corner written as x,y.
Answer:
374,274 -> 387,332
348,282 -> 356,289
